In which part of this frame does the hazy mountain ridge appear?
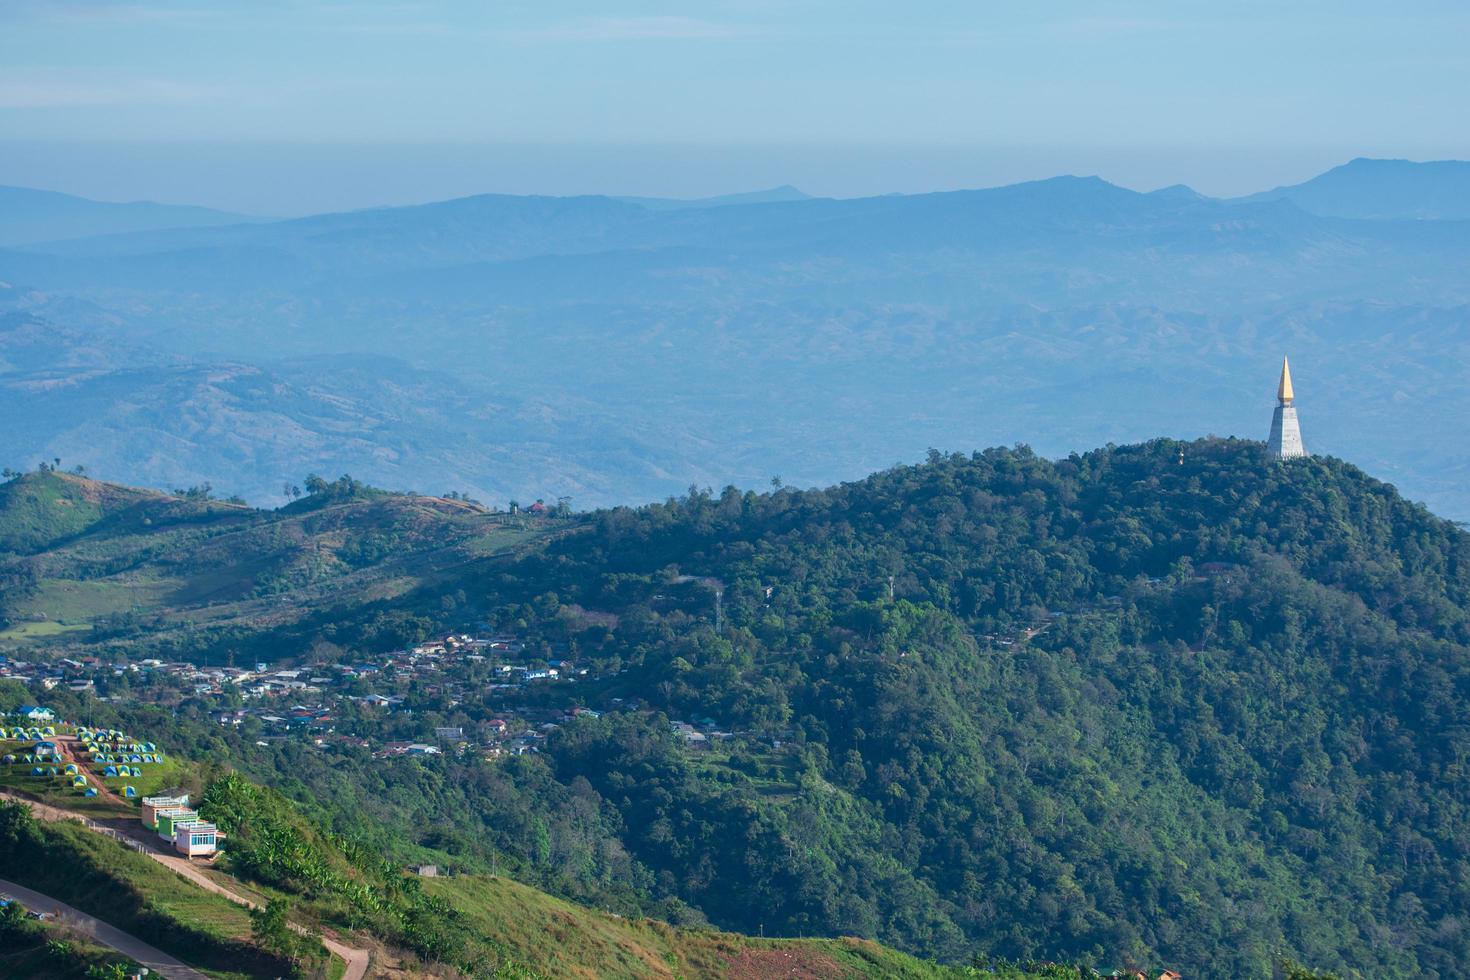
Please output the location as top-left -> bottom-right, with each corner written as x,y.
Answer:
3,162 -> 1470,517
1235,157 -> 1470,220
0,183 -> 261,248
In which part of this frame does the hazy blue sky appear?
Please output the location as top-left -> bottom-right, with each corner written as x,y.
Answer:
2,0 -> 1467,213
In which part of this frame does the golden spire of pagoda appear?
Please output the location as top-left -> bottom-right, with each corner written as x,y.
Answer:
1277,356 -> 1295,405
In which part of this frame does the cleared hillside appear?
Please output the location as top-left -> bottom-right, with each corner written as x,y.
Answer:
0,470 -> 556,653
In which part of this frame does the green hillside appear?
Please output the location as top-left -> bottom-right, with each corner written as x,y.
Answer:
0,799 -> 305,979
4,438 -> 1462,976
0,468 -> 553,650
0,690 -> 1058,980
427,438 -> 1468,976
0,469 -> 174,555
425,872 -> 997,980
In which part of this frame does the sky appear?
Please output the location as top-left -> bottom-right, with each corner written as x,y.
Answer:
2,0 -> 1468,214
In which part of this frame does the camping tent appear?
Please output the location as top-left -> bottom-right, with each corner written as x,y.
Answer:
103,766 -> 118,777
84,788 -> 98,797
123,786 -> 137,798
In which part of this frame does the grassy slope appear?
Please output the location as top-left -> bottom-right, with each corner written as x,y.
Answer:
0,470 -> 167,555
0,923 -> 133,980
2,817 -> 285,980
1,731 -> 197,819
0,471 -> 552,651
426,873 -> 976,980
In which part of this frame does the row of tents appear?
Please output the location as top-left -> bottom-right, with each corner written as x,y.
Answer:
20,763 -> 136,798
78,727 -> 164,766
0,726 -> 57,740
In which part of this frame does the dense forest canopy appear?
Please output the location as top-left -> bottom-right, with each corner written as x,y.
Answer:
444,438 -> 1469,975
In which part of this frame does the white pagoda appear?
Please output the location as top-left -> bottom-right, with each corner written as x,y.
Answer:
1267,356 -> 1308,459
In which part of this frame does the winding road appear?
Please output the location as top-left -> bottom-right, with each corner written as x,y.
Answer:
0,876 -> 212,980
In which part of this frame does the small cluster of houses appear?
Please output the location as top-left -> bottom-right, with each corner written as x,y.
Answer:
672,717 -> 736,747
0,656 -> 99,693
3,631 -> 591,703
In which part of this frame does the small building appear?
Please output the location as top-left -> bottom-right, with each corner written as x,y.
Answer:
142,794 -> 190,827
154,807 -> 197,838
173,821 -> 219,857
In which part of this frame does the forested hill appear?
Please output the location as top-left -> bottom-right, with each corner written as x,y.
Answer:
5,440 -> 1468,975
458,438 -> 1470,976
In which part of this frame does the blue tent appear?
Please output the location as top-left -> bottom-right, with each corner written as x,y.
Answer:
123,786 -> 137,798
84,788 -> 98,797
103,765 -> 118,777
30,766 -> 43,776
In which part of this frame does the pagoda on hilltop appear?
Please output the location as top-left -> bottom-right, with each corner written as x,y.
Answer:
1267,356 -> 1309,459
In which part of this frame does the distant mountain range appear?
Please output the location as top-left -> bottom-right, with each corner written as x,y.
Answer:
3,158 -> 1470,517
0,184 -> 261,248
615,184 -> 814,210
1234,157 -> 1470,219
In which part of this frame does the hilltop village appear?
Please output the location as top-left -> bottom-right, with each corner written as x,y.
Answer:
0,632 -> 753,762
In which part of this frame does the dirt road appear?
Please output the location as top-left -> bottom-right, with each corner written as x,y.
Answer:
0,876 -> 213,980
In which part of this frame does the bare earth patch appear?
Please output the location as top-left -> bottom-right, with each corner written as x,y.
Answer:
722,947 -> 849,980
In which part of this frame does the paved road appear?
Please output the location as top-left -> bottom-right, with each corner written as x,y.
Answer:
2,790 -> 372,980
0,877 -> 213,980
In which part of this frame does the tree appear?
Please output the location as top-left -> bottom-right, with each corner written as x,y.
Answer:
249,897 -> 325,974
0,895 -> 27,936
250,897 -> 292,950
